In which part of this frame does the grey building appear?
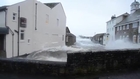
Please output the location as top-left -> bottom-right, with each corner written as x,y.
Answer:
65,27 -> 76,46
91,33 -> 106,45
115,0 -> 140,43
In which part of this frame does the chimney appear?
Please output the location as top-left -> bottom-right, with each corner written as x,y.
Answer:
111,15 -> 116,19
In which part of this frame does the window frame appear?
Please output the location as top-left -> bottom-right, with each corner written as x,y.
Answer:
126,25 -> 129,29
132,22 -> 138,28
20,30 -> 25,41
123,25 -> 125,30
20,17 -> 27,28
117,26 -> 119,31
120,26 -> 122,30
13,13 -> 17,21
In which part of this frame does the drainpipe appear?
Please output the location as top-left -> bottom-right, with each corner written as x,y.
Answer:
5,9 -> 15,57
35,3 -> 37,30
17,6 -> 20,56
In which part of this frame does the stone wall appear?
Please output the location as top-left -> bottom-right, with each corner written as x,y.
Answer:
67,49 -> 140,75
0,49 -> 140,77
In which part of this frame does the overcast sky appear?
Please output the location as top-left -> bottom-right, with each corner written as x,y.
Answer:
0,0 -> 137,36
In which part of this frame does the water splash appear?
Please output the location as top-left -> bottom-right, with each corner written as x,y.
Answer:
25,36 -> 140,61
105,39 -> 140,50
26,36 -> 104,61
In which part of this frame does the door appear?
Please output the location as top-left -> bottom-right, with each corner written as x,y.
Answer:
0,35 -> 4,50
0,34 -> 6,58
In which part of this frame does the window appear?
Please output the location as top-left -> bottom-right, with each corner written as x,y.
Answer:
126,35 -> 129,40
20,17 -> 27,27
127,25 -> 129,29
20,30 -> 25,40
123,35 -> 125,39
120,35 -> 122,39
57,19 -> 59,26
125,25 -> 127,29
100,38 -> 102,40
133,28 -> 137,33
120,26 -> 122,30
115,27 -> 117,31
117,27 -> 119,31
123,25 -> 125,30
13,13 -> 17,21
126,35 -> 129,38
132,22 -> 138,28
46,14 -> 49,23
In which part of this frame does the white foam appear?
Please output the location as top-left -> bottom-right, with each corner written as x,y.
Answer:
26,37 -> 140,62
105,39 -> 140,50
26,36 -> 105,61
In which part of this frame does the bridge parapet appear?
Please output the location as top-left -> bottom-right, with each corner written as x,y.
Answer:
0,49 -> 140,77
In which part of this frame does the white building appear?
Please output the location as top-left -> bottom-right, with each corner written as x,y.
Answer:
0,0 -> 66,58
106,13 -> 129,43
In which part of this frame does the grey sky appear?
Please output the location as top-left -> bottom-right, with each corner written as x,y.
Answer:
1,0 -> 137,36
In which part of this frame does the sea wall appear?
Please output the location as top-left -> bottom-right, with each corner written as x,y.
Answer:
0,49 -> 140,77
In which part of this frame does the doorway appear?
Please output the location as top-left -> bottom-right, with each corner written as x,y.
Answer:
0,34 -> 6,58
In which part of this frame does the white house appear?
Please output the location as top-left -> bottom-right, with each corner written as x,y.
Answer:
106,13 -> 129,43
0,0 -> 66,58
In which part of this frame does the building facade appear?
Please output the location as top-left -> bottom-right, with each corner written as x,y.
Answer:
106,13 -> 129,42
115,0 -> 140,43
0,0 -> 66,58
65,27 -> 76,46
91,33 -> 106,45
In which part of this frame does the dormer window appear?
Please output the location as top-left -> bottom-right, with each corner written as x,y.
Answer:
20,17 -> 27,28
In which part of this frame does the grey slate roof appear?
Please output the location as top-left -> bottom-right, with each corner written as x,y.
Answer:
0,27 -> 9,34
93,33 -> 106,38
0,6 -> 8,12
66,27 -> 70,33
116,9 -> 140,26
44,3 -> 59,9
